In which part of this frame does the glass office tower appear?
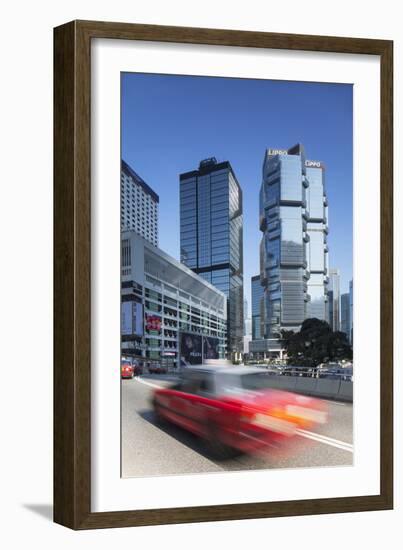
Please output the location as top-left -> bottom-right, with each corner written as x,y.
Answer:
328,268 -> 341,331
251,275 -> 264,340
180,158 -> 244,355
305,164 -> 329,323
349,279 -> 353,344
259,144 -> 328,338
340,292 -> 350,338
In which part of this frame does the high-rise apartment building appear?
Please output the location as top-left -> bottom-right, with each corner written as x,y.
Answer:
328,268 -> 341,331
251,275 -> 264,340
121,160 -> 159,246
180,158 -> 244,355
259,144 -> 328,338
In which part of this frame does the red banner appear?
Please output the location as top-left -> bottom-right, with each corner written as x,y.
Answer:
145,314 -> 162,332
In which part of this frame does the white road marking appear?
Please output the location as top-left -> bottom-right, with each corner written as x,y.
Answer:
321,399 -> 347,406
135,377 -> 353,453
296,429 -> 353,453
134,376 -> 167,389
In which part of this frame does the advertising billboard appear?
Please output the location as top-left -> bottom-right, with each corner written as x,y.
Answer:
121,301 -> 144,336
145,314 -> 162,332
121,301 -> 133,336
180,332 -> 203,366
203,336 -> 220,360
133,302 -> 143,335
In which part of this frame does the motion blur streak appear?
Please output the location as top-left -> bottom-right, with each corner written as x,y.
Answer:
121,374 -> 353,477
150,366 -> 332,459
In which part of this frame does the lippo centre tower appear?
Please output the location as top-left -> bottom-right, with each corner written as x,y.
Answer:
259,143 -> 329,339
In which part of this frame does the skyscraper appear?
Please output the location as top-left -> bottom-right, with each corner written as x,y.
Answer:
340,292 -> 350,338
349,279 -> 353,344
121,160 -> 159,246
243,298 -> 249,322
328,268 -> 341,331
243,298 -> 251,337
180,158 -> 244,355
259,144 -> 328,338
251,275 -> 264,340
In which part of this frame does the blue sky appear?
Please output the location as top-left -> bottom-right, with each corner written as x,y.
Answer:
122,73 -> 353,305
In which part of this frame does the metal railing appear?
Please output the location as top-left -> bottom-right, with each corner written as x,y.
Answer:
247,364 -> 353,382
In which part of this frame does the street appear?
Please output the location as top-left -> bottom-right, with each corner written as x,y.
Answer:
121,375 -> 353,478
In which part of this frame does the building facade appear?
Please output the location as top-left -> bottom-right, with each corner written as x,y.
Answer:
179,158 -> 244,356
243,298 -> 252,356
121,160 -> 159,246
340,292 -> 350,338
248,338 -> 285,360
305,162 -> 330,322
259,144 -> 328,339
328,268 -> 341,331
121,231 -> 227,369
251,274 -> 264,340
349,279 -> 353,344
243,298 -> 249,322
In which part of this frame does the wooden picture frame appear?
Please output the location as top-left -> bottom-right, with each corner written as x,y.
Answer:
54,20 -> 393,530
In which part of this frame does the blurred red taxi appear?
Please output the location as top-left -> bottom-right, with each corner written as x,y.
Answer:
121,359 -> 135,379
152,366 -> 327,458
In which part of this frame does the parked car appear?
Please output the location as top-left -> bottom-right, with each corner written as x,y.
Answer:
152,366 -> 327,458
148,364 -> 168,374
132,361 -> 143,376
121,359 -> 135,379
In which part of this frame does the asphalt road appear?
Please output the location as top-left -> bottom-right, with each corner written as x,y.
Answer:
121,374 -> 353,478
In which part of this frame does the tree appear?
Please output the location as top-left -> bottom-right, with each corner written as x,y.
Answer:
282,318 -> 352,367
280,329 -> 295,348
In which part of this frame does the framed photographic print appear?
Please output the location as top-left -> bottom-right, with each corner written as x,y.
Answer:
54,20 -> 393,529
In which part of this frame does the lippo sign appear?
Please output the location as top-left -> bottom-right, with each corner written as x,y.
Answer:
266,149 -> 324,169
305,160 -> 323,168
267,148 -> 288,156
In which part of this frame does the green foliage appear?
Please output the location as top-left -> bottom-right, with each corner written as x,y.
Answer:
282,318 -> 352,367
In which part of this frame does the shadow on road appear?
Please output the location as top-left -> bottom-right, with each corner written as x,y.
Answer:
137,408 -> 273,470
138,409 -> 218,460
